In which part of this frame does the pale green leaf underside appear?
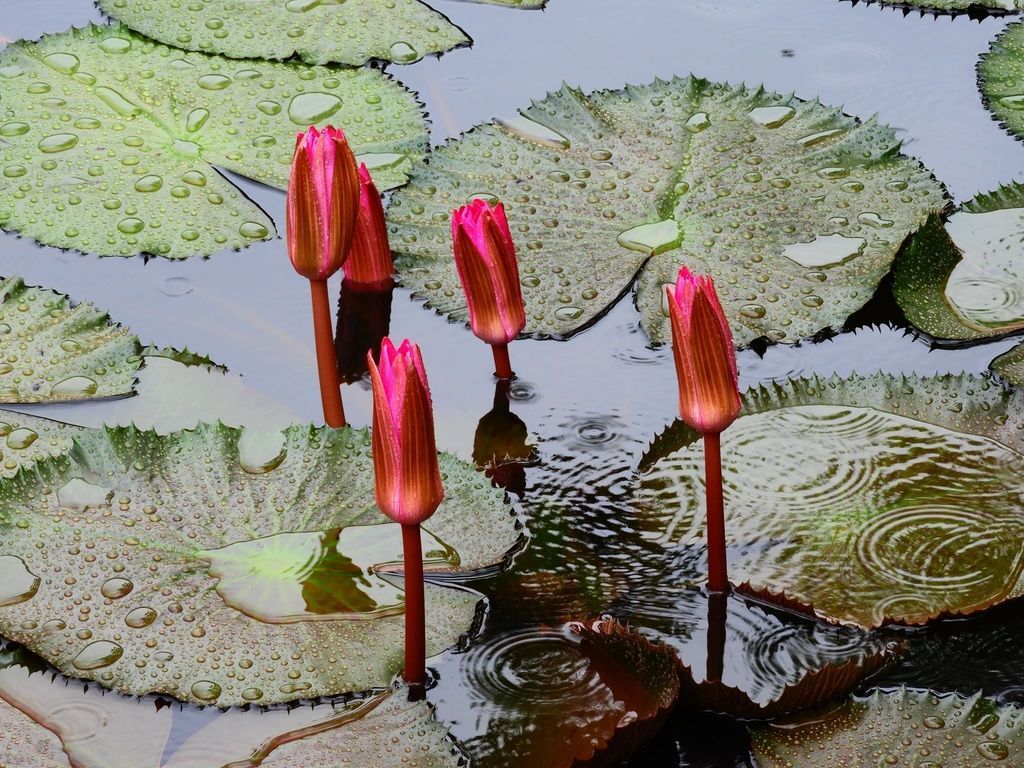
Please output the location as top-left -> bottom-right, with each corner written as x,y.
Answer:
981,22 -> 1024,143
388,77 -> 945,345
0,276 -> 141,403
0,24 -> 427,258
993,341 -> 1024,386
0,410 -> 80,479
636,373 -> 1024,629
0,422 -> 518,705
0,654 -> 463,768
98,0 -> 469,67
752,688 -> 1024,767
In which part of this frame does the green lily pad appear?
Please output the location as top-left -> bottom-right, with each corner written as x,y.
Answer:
0,24 -> 427,259
0,646 -> 465,768
981,22 -> 1024,143
0,276 -> 140,403
751,688 -> 1024,767
877,0 -> 1024,12
0,422 -> 519,705
993,341 -> 1024,385
98,0 -> 469,67
387,78 -> 945,345
636,373 -> 1024,630
0,410 -> 80,480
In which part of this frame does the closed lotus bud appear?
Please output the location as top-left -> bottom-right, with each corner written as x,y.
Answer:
666,267 -> 741,435
451,199 -> 526,345
368,338 -> 445,526
286,125 -> 360,282
344,164 -> 394,286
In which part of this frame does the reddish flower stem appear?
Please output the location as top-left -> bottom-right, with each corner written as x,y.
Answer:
310,280 -> 346,428
401,523 -> 427,690
491,343 -> 513,379
703,432 -> 729,593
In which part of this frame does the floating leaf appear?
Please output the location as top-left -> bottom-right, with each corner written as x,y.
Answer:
436,619 -> 678,767
622,587 -> 898,718
0,646 -> 465,767
0,410 -> 80,479
388,78 -> 945,345
635,373 -> 1024,629
0,422 -> 519,705
0,276 -> 140,403
874,0 -> 1024,12
751,688 -> 1024,767
981,22 -> 1024,143
993,341 -> 1024,385
98,0 -> 469,67
0,24 -> 427,258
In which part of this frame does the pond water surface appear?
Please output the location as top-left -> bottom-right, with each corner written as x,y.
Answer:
2,0 -> 1024,765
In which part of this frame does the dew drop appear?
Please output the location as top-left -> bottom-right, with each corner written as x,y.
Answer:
197,74 -> 231,91
117,217 -> 145,235
239,221 -> 269,239
101,577 -> 134,599
6,428 -> 38,450
685,112 -> 711,132
0,122 -> 29,137
749,105 -> 796,128
185,108 -> 210,133
237,428 -> 287,474
42,52 -> 80,75
0,556 -> 40,606
191,680 -> 222,701
287,92 -> 342,124
134,175 -> 163,193
98,37 -> 132,54
72,640 -> 124,671
38,133 -> 78,153
388,41 -> 420,63
50,376 -> 98,396
57,478 -> 113,509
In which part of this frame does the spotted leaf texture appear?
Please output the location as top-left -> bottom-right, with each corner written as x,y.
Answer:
982,22 -> 1024,143
388,78 -> 945,345
0,24 -> 427,258
993,342 -> 1024,385
0,422 -> 519,705
0,276 -> 141,402
0,410 -> 80,480
751,688 -> 1024,767
636,373 -> 1024,629
98,0 -> 469,66
0,648 -> 465,768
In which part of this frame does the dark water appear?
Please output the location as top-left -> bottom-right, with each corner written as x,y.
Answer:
2,0 -> 1024,765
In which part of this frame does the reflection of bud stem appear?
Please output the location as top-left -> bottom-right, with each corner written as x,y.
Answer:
310,280 -> 346,427
492,343 -> 513,380
401,523 -> 426,693
493,377 -> 512,412
706,589 -> 727,684
704,432 -> 728,593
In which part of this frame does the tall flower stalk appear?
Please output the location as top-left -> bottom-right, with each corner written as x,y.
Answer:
367,338 -> 445,689
665,267 -> 742,593
451,199 -> 526,379
286,125 -> 360,427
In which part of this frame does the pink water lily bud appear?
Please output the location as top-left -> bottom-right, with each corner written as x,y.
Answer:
368,338 -> 445,526
345,164 -> 394,286
286,125 -> 360,282
666,267 -> 741,435
451,199 -> 527,346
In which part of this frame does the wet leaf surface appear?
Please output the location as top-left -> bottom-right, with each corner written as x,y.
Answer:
993,341 -> 1024,385
636,373 -> 1024,629
751,687 -> 1024,767
0,422 -> 519,705
388,77 -> 945,345
0,24 -> 426,258
0,276 -> 140,403
982,22 -> 1024,143
0,643 -> 466,767
97,0 -> 469,66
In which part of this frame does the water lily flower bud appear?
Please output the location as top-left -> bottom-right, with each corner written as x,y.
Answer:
368,338 -> 445,525
451,199 -> 527,347
666,266 -> 741,435
344,164 -> 394,286
286,125 -> 360,282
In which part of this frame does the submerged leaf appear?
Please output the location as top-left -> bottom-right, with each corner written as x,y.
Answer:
0,648 -> 465,768
0,423 -> 519,705
993,341 -> 1024,386
98,0 -> 469,66
0,24 -> 427,258
636,373 -> 1024,629
622,587 -> 898,719
388,77 -> 945,345
981,22 -> 1024,143
437,619 -> 678,768
751,688 -> 1024,767
0,276 -> 140,403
